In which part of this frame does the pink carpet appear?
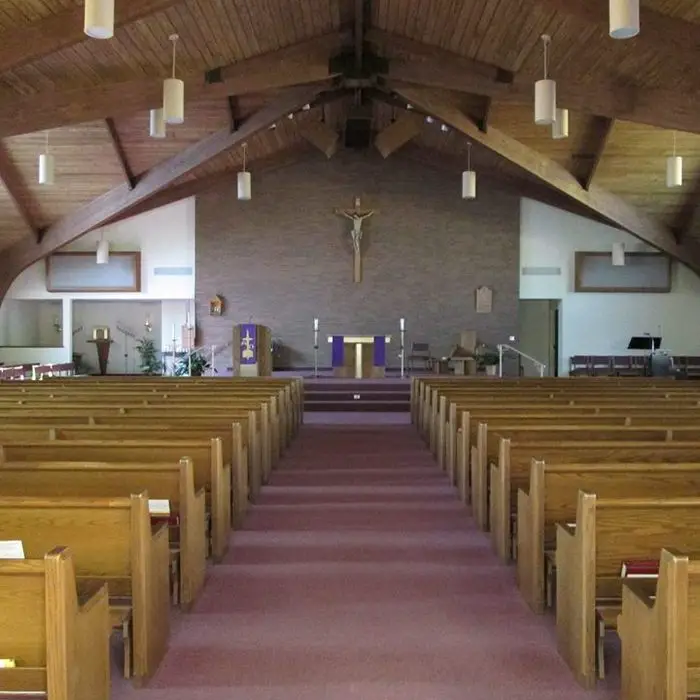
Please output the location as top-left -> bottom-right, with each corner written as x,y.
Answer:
113,419 -> 619,699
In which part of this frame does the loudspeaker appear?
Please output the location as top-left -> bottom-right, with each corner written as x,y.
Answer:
344,117 -> 372,149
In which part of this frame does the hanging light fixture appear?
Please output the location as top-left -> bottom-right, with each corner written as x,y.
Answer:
237,143 -> 251,201
612,242 -> 625,266
163,34 -> 184,125
149,108 -> 166,138
666,131 -> 683,188
534,35 -> 556,126
609,0 -> 640,39
552,108 -> 569,139
38,131 -> 54,186
84,0 -> 115,40
96,235 -> 110,265
462,142 -> 476,200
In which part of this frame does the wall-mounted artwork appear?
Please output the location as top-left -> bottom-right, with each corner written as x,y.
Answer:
209,295 -> 224,316
475,286 -> 493,314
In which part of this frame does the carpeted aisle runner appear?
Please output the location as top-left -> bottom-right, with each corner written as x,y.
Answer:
114,422 -> 618,700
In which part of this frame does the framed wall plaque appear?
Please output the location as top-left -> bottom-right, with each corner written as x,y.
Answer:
475,286 -> 493,314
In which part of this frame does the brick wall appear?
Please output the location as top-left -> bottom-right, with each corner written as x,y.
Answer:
195,149 -> 520,368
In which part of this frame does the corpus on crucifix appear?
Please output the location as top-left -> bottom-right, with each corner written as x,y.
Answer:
335,196 -> 376,283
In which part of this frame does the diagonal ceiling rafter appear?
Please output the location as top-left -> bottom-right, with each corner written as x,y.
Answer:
393,86 -> 700,273
0,84 -> 330,295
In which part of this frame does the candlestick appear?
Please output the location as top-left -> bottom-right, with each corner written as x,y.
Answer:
400,317 -> 405,331
313,317 -> 319,330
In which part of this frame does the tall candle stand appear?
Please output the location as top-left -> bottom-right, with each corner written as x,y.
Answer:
400,317 -> 406,378
313,318 -> 319,378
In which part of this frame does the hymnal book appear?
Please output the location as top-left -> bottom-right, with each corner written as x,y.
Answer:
620,559 -> 659,578
0,540 -> 24,559
148,499 -> 170,515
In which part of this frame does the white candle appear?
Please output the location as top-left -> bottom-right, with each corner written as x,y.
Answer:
313,318 -> 319,330
400,318 -> 405,330
172,324 -> 176,339
185,311 -> 190,327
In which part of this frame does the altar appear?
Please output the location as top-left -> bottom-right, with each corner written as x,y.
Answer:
329,335 -> 392,379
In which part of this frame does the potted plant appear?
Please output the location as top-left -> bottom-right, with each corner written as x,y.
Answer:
174,350 -> 215,377
135,336 -> 163,375
478,348 -> 500,376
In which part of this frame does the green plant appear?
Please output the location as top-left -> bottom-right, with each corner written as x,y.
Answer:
135,336 -> 162,375
480,350 -> 500,366
174,350 -> 214,377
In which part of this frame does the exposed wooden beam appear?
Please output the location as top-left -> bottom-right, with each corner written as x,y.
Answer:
105,118 -> 136,189
0,85 -> 327,294
475,97 -> 493,133
227,97 -> 243,132
573,116 -> 614,190
0,0 -> 181,75
394,86 -> 700,273
105,146 -> 313,226
0,141 -> 42,240
377,33 -> 700,135
0,33 -> 344,137
374,112 -> 422,158
354,0 -> 364,72
298,120 -> 340,158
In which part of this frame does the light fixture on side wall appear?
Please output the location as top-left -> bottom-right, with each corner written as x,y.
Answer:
609,0 -> 640,39
612,241 -> 625,266
462,142 -> 476,200
84,0 -> 115,39
666,131 -> 683,188
552,108 -> 569,139
534,34 -> 556,126
96,234 -> 110,265
163,34 -> 184,125
237,142 -> 251,201
38,131 -> 54,186
149,108 -> 166,138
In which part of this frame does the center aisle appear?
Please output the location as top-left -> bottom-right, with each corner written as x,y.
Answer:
115,422 -> 618,700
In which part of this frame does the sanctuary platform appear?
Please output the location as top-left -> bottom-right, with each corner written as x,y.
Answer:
303,379 -> 410,412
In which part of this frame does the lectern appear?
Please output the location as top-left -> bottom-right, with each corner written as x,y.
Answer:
87,327 -> 113,375
233,323 -> 272,377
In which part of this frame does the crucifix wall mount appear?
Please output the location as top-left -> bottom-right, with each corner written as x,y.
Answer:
334,196 -> 377,283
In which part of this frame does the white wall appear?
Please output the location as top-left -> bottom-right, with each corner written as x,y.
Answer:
0,198 -> 196,369
520,198 -> 700,374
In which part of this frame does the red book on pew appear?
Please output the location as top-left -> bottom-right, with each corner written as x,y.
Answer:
150,514 -> 180,527
620,559 -> 659,578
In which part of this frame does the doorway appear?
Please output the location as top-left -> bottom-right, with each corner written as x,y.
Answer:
517,300 -> 560,376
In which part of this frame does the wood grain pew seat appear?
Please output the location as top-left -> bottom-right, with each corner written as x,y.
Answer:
0,493 -> 170,682
483,434 -> 700,555
516,461 -> 700,614
556,492 -> 700,688
618,548 -> 700,700
0,438 -> 230,563
0,547 -> 110,700
0,458 -> 206,608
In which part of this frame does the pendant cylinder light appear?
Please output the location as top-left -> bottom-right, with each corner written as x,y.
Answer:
552,108 -> 569,139
667,156 -> 683,188
84,0 -> 115,40
534,36 -> 556,126
612,242 -> 625,266
38,131 -> 54,186
163,35 -> 184,125
237,143 -> 251,200
666,132 -> 683,188
96,239 -> 110,265
609,0 -> 640,39
38,154 -> 54,186
462,142 -> 476,200
149,108 -> 166,138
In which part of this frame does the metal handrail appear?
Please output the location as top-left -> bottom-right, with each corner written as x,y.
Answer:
497,343 -> 546,378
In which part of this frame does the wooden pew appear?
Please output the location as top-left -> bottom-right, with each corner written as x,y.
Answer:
617,548 -> 700,700
0,458 -> 206,608
556,492 -> 700,688
0,546 -> 110,700
0,493 -> 170,682
517,461 -> 700,613
485,435 -> 700,555
0,438 -> 230,563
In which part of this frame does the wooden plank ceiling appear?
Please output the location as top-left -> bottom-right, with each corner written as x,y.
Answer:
0,0 -> 700,290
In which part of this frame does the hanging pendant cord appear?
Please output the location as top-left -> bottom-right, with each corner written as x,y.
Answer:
467,142 -> 471,171
542,36 -> 549,80
242,143 -> 247,173
171,36 -> 178,78
45,130 -> 49,155
673,131 -> 677,157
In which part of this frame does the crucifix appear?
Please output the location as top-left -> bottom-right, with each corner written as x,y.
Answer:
335,196 -> 376,283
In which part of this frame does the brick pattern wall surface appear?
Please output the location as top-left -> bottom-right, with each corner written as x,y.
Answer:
195,150 -> 520,368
